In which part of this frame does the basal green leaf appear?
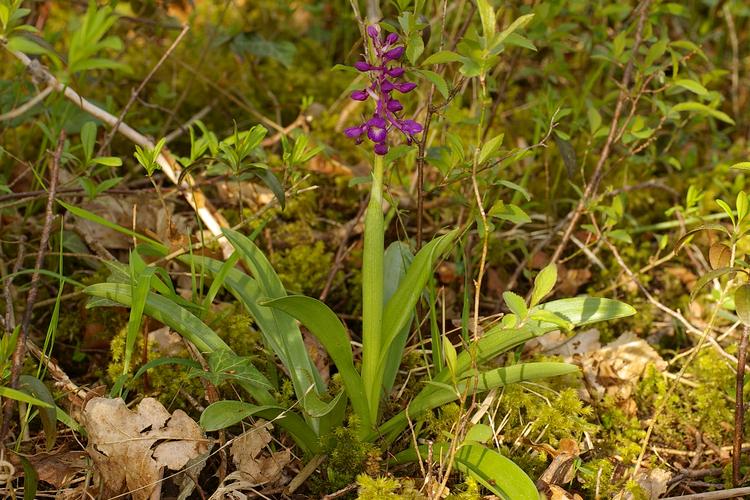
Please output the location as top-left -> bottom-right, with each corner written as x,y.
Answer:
455,444 -> 538,499
18,375 -> 57,450
263,295 -> 370,429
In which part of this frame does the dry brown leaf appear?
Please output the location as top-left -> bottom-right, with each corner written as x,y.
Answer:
83,397 -> 209,500
538,330 -> 666,408
230,423 -> 291,486
71,194 -> 189,250
9,448 -> 86,489
557,267 -> 592,296
615,468 -> 671,500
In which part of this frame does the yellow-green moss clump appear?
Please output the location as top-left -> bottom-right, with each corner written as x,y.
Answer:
318,422 -> 379,492
637,349 -> 739,448
356,475 -> 424,500
107,307 -> 265,409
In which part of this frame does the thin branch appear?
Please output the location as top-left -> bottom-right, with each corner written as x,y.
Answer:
662,487 -> 750,500
0,131 -> 64,443
4,45 -> 234,258
164,103 -> 213,144
548,0 -> 652,266
0,84 -> 53,122
97,24 -> 190,155
733,324 -> 748,486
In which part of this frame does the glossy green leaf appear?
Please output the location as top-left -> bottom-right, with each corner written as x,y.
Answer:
479,133 -> 504,164
535,296 -> 636,326
455,443 -> 538,499
263,295 -> 370,429
530,263 -> 557,307
123,266 -> 155,375
18,375 -> 57,450
491,13 -> 535,52
84,282 -> 275,405
675,224 -> 731,252
80,121 -> 96,162
672,102 -> 735,125
58,200 -> 167,254
377,230 -> 458,397
443,335 -> 457,379
476,0 -> 496,39
200,401 -> 320,454
376,362 -> 577,440
221,228 -> 323,394
415,69 -> 448,98
18,454 -> 38,500
422,50 -> 464,65
200,401 -> 274,431
690,267 -> 746,302
381,242 -> 414,396
465,423 -> 493,444
0,386 -> 53,408
735,284 -> 750,326
503,291 -> 527,319
716,199 -> 736,226
673,79 -> 708,96
488,201 -> 531,224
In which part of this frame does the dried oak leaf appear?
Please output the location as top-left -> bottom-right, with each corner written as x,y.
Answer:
83,397 -> 209,500
230,423 -> 291,486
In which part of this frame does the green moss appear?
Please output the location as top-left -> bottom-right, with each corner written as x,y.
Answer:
107,326 -> 203,409
446,477 -> 481,500
321,421 -> 380,491
271,239 -> 333,296
636,350 -> 737,450
423,403 -> 461,442
356,475 -> 424,500
496,385 -> 596,447
577,458 -> 617,499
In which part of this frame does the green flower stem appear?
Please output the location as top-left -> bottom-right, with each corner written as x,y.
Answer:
361,154 -> 385,423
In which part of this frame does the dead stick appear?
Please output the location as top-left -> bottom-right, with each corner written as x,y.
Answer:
97,24 -> 190,155
733,324 -> 748,486
548,0 -> 652,266
662,487 -> 750,500
0,131 -> 64,442
3,45 -> 233,258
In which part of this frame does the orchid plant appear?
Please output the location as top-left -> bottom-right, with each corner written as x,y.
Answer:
83,9 -> 637,499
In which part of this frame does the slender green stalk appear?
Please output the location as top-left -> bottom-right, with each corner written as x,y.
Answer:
361,155 -> 386,422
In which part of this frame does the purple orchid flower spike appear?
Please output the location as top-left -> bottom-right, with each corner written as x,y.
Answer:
344,24 -> 423,155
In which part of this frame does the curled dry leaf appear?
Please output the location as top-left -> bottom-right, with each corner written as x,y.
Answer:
83,397 -> 210,500
538,330 -> 666,408
614,468 -> 671,500
230,422 -> 291,486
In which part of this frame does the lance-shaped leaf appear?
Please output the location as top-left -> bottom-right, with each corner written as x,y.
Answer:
263,295 -> 370,430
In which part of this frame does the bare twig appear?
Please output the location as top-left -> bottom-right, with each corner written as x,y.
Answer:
97,24 -> 190,155
548,0 -> 652,266
733,324 -> 748,486
2,239 -> 26,331
4,46 -> 233,258
0,85 -> 53,122
164,104 -> 213,144
662,487 -> 750,500
0,131 -> 64,443
414,0 -> 449,250
723,3 -> 740,125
